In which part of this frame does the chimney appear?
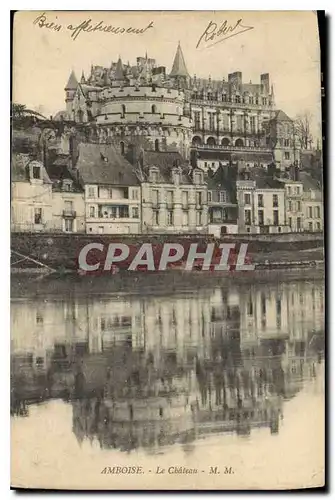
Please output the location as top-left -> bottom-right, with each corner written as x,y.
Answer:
261,73 -> 270,93
228,72 -> 242,91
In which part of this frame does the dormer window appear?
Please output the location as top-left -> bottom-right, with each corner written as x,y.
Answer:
149,168 -> 159,183
32,166 -> 41,179
62,180 -> 73,192
193,170 -> 203,184
235,95 -> 241,103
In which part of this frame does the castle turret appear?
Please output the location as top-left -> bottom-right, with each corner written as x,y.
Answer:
170,42 -> 189,88
65,70 -> 78,116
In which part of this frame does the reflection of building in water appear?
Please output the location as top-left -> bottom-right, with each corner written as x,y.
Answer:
11,280 -> 324,449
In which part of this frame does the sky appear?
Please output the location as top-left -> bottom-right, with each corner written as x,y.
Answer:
13,11 -> 322,140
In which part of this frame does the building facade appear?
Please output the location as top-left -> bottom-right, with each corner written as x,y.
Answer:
74,143 -> 141,234
11,154 -> 53,233
136,151 -> 208,233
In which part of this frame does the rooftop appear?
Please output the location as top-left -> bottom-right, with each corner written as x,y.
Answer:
75,143 -> 139,186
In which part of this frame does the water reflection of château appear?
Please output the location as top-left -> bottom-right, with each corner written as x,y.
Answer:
11,280 -> 324,453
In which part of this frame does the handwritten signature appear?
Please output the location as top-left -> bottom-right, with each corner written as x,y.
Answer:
196,19 -> 254,49
33,13 -> 154,41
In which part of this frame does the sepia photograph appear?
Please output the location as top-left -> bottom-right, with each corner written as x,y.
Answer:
10,10 -> 325,490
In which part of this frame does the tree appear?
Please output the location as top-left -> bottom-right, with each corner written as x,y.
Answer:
12,103 -> 47,121
294,112 -> 313,150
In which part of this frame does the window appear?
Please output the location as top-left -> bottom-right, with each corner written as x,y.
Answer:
132,189 -> 139,200
154,210 -> 159,225
182,191 -> 189,207
245,209 -> 252,225
89,206 -> 95,218
261,293 -> 266,315
208,113 -> 215,131
244,193 -> 251,205
119,206 -> 129,218
194,173 -> 202,184
121,104 -> 126,116
155,139 -> 160,152
196,211 -> 201,226
120,141 -> 125,155
32,166 -> 41,179
262,97 -> 267,105
36,312 -> 43,324
207,191 -> 212,202
111,207 -> 117,218
88,187 -> 95,198
289,217 -> 292,227
65,219 -> 73,232
258,209 -> 264,225
167,211 -> 173,225
273,210 -> 279,226
284,139 -> 290,147
316,222 -> 321,230
308,222 -> 313,231
250,116 -> 256,132
98,226 -> 104,234
194,111 -> 201,129
287,186 -> 291,195
196,191 -> 202,205
296,186 -> 300,195
284,152 -> 290,160
308,206 -> 313,218
182,211 -> 189,226
258,194 -> 264,207
132,206 -> 139,218
151,104 -> 157,114
297,217 -> 302,230
150,170 -> 158,183
34,208 -> 42,224
235,95 -> 241,103
296,201 -> 301,211
222,94 -> 227,102
219,191 -> 226,203
63,181 -> 71,192
288,200 -> 292,211
166,190 -> 174,206
272,194 -> 278,207
152,189 -> 159,206
204,162 -> 207,169
315,206 -> 321,218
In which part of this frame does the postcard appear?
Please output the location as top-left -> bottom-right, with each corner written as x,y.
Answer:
11,10 -> 325,490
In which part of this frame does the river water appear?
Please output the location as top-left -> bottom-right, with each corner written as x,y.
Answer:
11,274 -> 325,490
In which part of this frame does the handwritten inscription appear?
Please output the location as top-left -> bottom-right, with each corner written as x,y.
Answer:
196,19 -> 254,49
33,13 -> 154,41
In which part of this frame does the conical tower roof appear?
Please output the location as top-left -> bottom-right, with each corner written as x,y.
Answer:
114,57 -> 125,80
170,43 -> 189,78
65,70 -> 78,90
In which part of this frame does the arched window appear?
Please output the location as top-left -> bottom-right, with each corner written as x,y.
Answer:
192,136 -> 202,146
120,141 -> 125,155
151,104 -> 157,114
121,104 -> 126,116
221,138 -> 230,147
155,139 -> 160,152
206,137 -> 216,146
235,138 -> 244,147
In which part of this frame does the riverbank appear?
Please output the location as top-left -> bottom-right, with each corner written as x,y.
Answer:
11,267 -> 324,299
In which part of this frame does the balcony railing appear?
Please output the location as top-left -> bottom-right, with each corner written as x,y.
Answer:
190,98 -> 273,110
193,144 -> 272,152
62,209 -> 76,218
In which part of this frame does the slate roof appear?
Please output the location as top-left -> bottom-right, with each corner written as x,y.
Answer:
11,154 -> 51,183
141,150 -> 198,184
46,160 -> 83,192
299,171 -> 322,191
75,143 -> 139,186
274,109 -> 292,122
170,43 -> 189,78
65,70 -> 78,90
